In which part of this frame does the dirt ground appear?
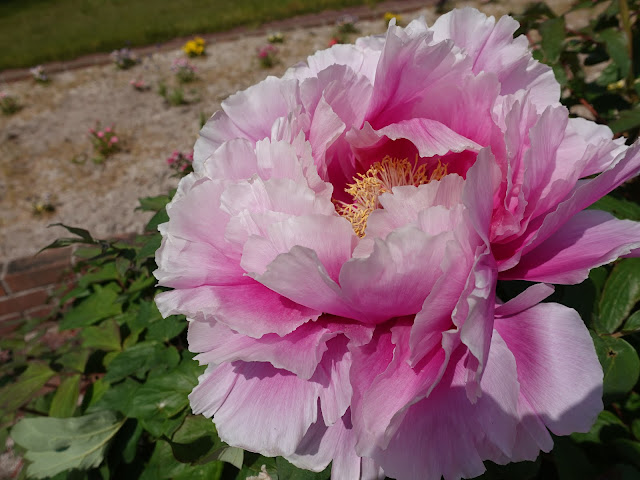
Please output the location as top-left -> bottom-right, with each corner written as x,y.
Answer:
0,0 -> 584,262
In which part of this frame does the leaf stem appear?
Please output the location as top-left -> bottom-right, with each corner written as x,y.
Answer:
619,0 -> 637,101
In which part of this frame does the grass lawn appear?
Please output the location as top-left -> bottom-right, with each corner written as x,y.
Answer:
0,0 -> 382,70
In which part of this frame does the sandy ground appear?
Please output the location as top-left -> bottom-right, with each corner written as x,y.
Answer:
0,0 -> 585,262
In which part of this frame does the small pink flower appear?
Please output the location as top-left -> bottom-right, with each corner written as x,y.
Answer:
105,127 -> 112,133
110,136 -> 118,144
97,131 -> 104,138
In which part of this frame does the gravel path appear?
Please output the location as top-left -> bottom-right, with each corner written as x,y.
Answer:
0,0 -> 582,262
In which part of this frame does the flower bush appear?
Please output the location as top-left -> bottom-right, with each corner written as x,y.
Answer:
182,36 -> 206,57
257,44 -> 278,68
110,48 -> 138,69
172,58 -> 198,83
156,7 -> 640,480
0,91 -> 21,115
89,123 -> 119,161
29,65 -> 49,83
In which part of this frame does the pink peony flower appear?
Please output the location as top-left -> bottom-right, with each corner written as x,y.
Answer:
109,136 -> 118,144
97,131 -> 104,138
156,8 -> 640,479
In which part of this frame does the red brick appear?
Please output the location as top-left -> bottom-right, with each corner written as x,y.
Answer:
0,281 -> 6,297
5,248 -> 72,293
0,313 -> 24,336
0,289 -> 49,317
5,263 -> 70,293
26,304 -> 56,320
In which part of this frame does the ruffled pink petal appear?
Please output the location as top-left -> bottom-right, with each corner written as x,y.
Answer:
188,319 -> 335,379
501,209 -> 640,283
339,226 -> 452,320
494,302 -> 603,437
190,361 -> 320,457
202,137 -> 258,181
155,282 -> 320,338
369,334 -> 519,480
431,7 -> 559,107
194,77 -> 300,169
347,119 -> 481,163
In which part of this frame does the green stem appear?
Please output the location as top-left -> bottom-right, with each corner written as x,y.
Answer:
619,0 -> 637,100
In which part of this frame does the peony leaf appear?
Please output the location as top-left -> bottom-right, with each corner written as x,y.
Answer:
80,319 -> 122,351
610,107 -> 640,135
60,283 -> 122,330
276,457 -> 331,479
622,311 -> 640,333
49,374 -> 81,418
11,411 -> 124,479
138,194 -> 171,212
589,195 -> 640,221
592,333 -> 640,397
103,341 -> 179,382
596,259 -> 640,333
0,363 -> 55,413
539,17 -> 565,63
571,410 -> 628,444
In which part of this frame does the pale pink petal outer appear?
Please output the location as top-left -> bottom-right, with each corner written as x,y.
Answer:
190,361 -> 320,457
494,303 -> 603,446
502,209 -> 640,283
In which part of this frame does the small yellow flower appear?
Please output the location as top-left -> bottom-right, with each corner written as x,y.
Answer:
384,12 -> 403,25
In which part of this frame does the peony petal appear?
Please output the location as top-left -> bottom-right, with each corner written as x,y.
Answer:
155,282 -> 320,338
494,302 -> 603,437
370,334 -> 519,480
495,282 -> 555,317
501,209 -> 640,283
191,361 -> 320,457
188,319 -> 335,379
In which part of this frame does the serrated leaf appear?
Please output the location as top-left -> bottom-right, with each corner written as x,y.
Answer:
592,333 -> 640,397
596,259 -> 640,333
80,319 -> 121,351
589,195 -> 640,221
540,17 -> 565,63
103,342 -> 180,382
146,315 -> 186,342
11,411 -> 124,479
49,375 -> 81,418
61,283 -> 122,330
0,363 -> 55,413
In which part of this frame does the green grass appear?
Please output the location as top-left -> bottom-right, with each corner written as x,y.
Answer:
0,0 -> 382,70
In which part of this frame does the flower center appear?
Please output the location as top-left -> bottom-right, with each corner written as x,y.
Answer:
336,155 -> 448,237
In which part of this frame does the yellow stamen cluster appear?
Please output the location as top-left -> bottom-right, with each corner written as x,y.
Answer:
337,155 -> 448,237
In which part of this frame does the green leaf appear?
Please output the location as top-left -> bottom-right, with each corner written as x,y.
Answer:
596,259 -> 640,333
80,319 -> 121,351
56,349 -> 90,373
78,263 -> 120,288
552,436 -> 595,480
612,439 -> 640,468
146,209 -> 169,232
0,363 -> 55,413
170,415 -> 223,464
610,107 -> 640,134
632,419 -> 640,441
11,411 -> 125,479
198,446 -> 244,469
623,311 -> 640,333
60,283 -> 122,330
597,28 -> 631,77
147,315 -> 187,342
572,410 -> 628,444
592,333 -> 640,397
88,378 -> 140,415
539,17 -> 565,63
127,361 -> 198,420
138,195 -> 170,212
276,457 -> 331,479
103,342 -> 180,382
589,195 -> 640,221
49,375 -> 81,418
140,439 -> 223,480
137,234 -> 161,261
